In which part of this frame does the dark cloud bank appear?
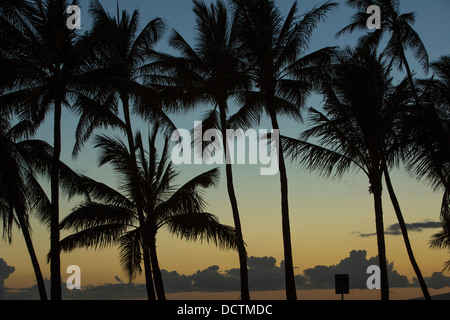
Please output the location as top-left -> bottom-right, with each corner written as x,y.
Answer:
2,250 -> 450,299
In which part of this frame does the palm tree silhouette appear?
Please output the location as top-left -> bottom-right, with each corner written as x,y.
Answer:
336,0 -> 433,300
337,0 -> 429,100
230,0 -> 337,300
0,0 -> 106,299
74,0 -> 176,300
151,0 -> 251,300
410,55 -> 450,272
0,116 -> 48,300
282,47 -> 417,300
0,115 -> 99,300
59,128 -> 238,298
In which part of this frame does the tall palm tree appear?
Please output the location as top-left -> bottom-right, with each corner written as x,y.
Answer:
0,117 -> 95,300
409,55 -> 450,272
230,0 -> 337,300
0,115 -> 48,300
59,129 -> 238,298
73,0 -> 175,300
0,0 -> 105,299
282,48 -> 412,300
336,0 -> 433,300
150,0 -> 251,300
336,0 -> 429,100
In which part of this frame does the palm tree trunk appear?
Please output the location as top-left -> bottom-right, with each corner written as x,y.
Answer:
372,176 -> 389,300
142,242 -> 156,300
268,110 -> 297,301
219,102 -> 250,301
50,99 -> 62,300
383,168 -> 431,300
121,93 -> 156,300
17,213 -> 47,300
149,236 -> 166,300
139,243 -> 156,300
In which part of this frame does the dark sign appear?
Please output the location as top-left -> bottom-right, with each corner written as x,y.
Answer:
335,274 -> 349,295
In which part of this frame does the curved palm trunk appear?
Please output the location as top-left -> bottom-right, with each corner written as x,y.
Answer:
268,110 -> 297,301
50,99 -> 62,300
371,176 -> 389,300
121,94 -> 156,300
219,102 -> 250,301
17,213 -> 47,300
149,236 -> 166,300
383,168 -> 431,300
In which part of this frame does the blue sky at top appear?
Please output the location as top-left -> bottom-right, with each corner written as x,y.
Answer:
35,0 -> 450,189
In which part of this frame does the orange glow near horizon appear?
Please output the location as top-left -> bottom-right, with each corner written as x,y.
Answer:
2,167 -> 449,299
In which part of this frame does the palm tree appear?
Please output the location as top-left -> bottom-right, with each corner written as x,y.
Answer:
0,0 -> 106,299
0,115 -> 48,300
230,0 -> 337,300
336,0 -> 429,100
337,0 -> 434,300
282,48 -> 413,300
150,0 -> 251,300
73,0 -> 175,300
59,128 -> 238,298
409,55 -> 450,272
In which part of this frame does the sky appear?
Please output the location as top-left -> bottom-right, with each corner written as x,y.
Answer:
1,0 -> 450,300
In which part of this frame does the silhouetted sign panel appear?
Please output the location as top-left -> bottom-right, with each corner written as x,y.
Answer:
335,274 -> 349,295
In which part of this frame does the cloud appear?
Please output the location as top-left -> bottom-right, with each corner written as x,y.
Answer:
0,258 -> 15,281
2,251 -> 450,299
0,259 -> 15,299
248,256 -> 277,269
178,256 -> 287,292
358,220 -> 441,237
2,278 -> 148,300
422,272 -> 450,289
247,256 -> 285,291
161,270 -> 194,293
300,250 -> 411,289
189,265 -> 239,292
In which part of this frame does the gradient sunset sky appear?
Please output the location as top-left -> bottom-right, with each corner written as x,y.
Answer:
2,0 -> 450,299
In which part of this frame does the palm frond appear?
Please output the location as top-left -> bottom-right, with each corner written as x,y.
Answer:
119,228 -> 142,282
23,169 -> 51,228
60,202 -> 136,232
294,1 -> 338,54
191,108 -> 221,159
59,223 -> 127,255
130,17 -> 165,63
71,92 -> 125,159
336,11 -> 370,38
282,135 -> 363,179
155,168 -> 220,220
165,212 -> 239,251
228,91 -> 263,130
169,29 -> 200,61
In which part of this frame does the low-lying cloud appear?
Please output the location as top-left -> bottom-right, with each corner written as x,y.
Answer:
2,250 -> 450,299
0,258 -> 15,300
300,250 -> 411,289
358,220 -> 441,237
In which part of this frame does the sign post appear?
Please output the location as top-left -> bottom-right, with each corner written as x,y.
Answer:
335,274 -> 349,300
